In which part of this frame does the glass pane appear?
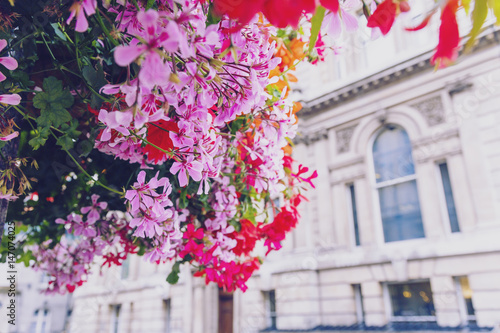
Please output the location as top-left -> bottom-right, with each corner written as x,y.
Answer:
389,282 -> 436,317
459,277 -> 475,316
379,180 -> 425,242
373,127 -> 415,183
439,163 -> 460,233
349,184 -> 361,246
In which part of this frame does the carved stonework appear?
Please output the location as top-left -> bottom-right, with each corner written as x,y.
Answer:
336,125 -> 356,154
411,96 -> 445,126
293,130 -> 328,146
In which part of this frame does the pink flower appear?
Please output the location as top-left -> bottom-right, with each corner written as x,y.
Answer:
114,10 -> 180,67
323,0 -> 359,40
0,94 -> 21,105
170,158 -> 203,187
67,0 -> 97,32
80,194 -> 108,224
0,40 -> 18,82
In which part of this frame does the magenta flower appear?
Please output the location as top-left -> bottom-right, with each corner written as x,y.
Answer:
67,0 -> 97,33
80,194 -> 108,224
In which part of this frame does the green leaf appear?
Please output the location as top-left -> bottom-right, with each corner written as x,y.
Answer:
82,64 -> 107,90
33,77 -> 74,129
308,6 -> 326,54
463,0 -> 472,14
465,0 -> 488,51
51,23 -> 67,41
28,127 -> 50,150
166,262 -> 181,284
488,0 -> 500,25
56,135 -> 74,150
146,0 -> 155,9
60,119 -> 82,139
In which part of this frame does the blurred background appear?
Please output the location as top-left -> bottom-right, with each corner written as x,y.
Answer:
2,1 -> 500,332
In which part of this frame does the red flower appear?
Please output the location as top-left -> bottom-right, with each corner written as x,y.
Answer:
228,219 -> 259,256
431,0 -> 460,68
367,0 -> 398,35
212,0 -> 265,27
259,207 -> 300,254
292,164 -> 318,188
320,0 -> 339,13
144,120 -> 179,163
262,0 -> 315,28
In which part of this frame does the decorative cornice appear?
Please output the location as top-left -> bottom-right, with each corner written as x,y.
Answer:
300,29 -> 500,119
293,129 -> 328,145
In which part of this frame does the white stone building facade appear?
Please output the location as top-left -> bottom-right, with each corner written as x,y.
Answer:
69,15 -> 500,333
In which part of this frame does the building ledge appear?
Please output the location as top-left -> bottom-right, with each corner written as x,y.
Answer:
261,322 -> 495,333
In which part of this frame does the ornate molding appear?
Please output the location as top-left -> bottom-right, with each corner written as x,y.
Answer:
410,96 -> 445,126
336,125 -> 357,153
293,129 -> 328,145
300,29 -> 500,118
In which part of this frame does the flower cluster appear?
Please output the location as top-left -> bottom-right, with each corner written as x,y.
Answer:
5,0 -> 485,295
0,39 -> 20,107
31,195 -> 137,294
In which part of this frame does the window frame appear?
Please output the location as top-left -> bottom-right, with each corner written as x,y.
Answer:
263,290 -> 277,330
346,183 -> 362,247
454,276 -> 476,324
383,280 -> 437,323
368,125 -> 426,244
109,304 -> 122,333
435,160 -> 461,234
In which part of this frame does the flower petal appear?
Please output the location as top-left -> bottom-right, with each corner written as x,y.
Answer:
114,44 -> 146,67
0,57 -> 18,71
0,94 -> 21,105
0,40 -> 7,53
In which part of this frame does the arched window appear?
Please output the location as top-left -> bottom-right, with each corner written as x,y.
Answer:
372,125 -> 425,242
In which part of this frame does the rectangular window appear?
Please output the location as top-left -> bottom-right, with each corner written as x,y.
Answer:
121,257 -> 130,280
263,290 -> 277,329
439,162 -> 460,233
30,309 -> 50,333
387,281 -> 436,321
455,276 -> 475,322
110,305 -> 121,333
379,180 -> 425,242
163,299 -> 171,333
348,184 -> 361,246
353,284 -> 365,323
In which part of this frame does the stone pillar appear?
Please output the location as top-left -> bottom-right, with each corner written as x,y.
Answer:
430,276 -> 462,327
414,161 -> 446,239
446,154 -> 477,232
354,177 -> 377,247
331,183 -> 350,248
469,272 -> 500,326
361,281 -> 387,326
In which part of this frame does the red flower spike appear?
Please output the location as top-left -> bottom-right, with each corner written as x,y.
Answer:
406,14 -> 433,31
431,0 -> 460,68
367,0 -> 398,35
320,0 -> 339,13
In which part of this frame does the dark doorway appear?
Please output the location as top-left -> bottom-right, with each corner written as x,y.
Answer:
218,288 -> 234,333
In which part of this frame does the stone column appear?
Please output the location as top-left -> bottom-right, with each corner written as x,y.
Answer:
430,276 -> 462,327
361,281 -> 387,326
